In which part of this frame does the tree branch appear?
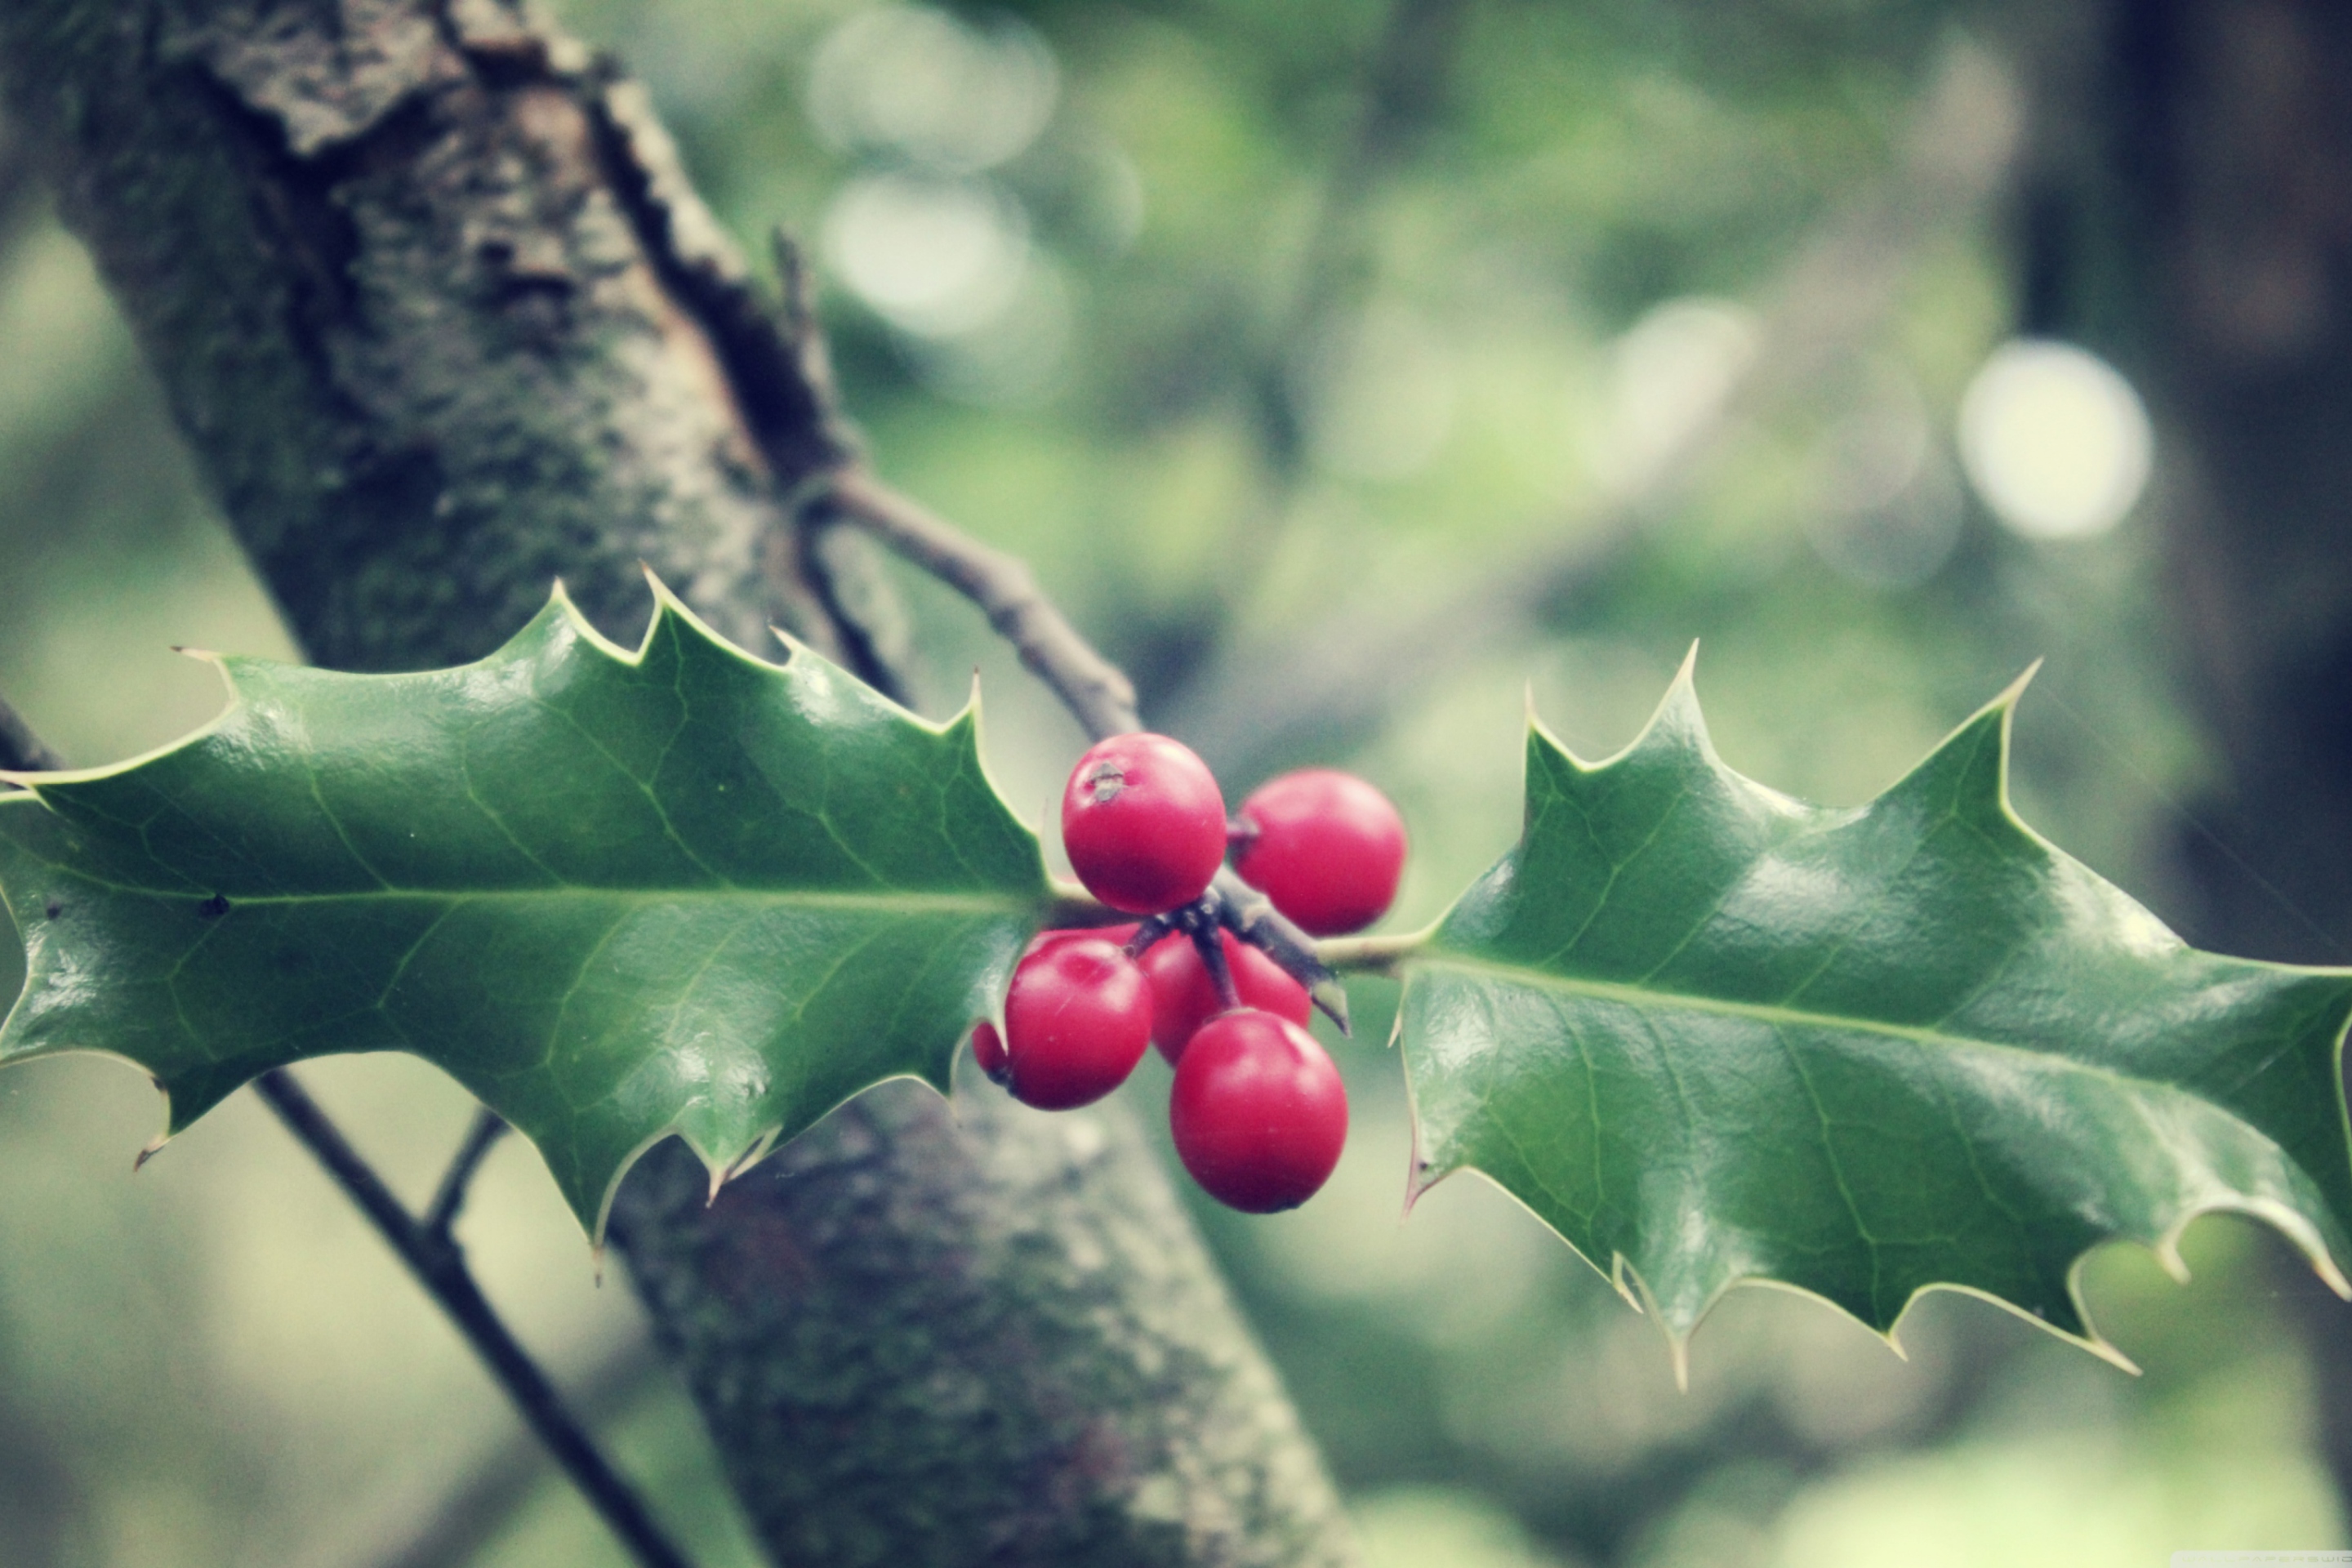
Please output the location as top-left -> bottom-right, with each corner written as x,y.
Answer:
365,1339 -> 669,1568
819,467 -> 1140,739
7,682 -> 667,1557
1,2 -> 1358,1560
422,1104 -> 509,1239
251,1068 -> 693,1568
4,693 -> 661,1561
0,693 -> 63,774
808,472 -> 1349,1029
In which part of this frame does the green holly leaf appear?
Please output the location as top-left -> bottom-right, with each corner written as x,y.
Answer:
1398,657 -> 2352,1370
0,581 -> 1049,1233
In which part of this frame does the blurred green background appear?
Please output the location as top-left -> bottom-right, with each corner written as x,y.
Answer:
0,0 -> 2340,1564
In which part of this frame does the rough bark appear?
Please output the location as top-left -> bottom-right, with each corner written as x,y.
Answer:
0,2 -> 1356,1563
613,1086 -> 1348,1568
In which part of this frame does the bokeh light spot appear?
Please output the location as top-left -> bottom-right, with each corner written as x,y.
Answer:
806,5 -> 1058,175
1956,339 -> 2153,541
821,173 -> 1030,336
1587,297 -> 1759,500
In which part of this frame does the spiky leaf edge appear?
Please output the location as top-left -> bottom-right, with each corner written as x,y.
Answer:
0,572 -> 1052,1239
1388,650 -> 2352,1380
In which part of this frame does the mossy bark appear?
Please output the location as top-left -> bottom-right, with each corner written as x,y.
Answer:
615,1086 -> 1351,1567
0,2 -> 1356,1562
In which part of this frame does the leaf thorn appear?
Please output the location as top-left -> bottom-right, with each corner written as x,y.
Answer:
1312,978 -> 1352,1036
1994,657 -> 2046,711
1623,1269 -> 1694,1392
1401,1160 -> 1440,1220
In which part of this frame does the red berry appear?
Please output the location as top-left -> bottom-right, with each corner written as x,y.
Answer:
1061,733 -> 1227,915
1169,1009 -> 1348,1213
1000,937 -> 1152,1109
970,1021 -> 1009,1083
1137,930 -> 1310,1066
978,929 -> 1129,1087
1232,768 -> 1407,936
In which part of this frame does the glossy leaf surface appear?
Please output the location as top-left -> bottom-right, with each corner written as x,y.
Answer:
0,583 -> 1048,1232
1399,660 -> 2352,1363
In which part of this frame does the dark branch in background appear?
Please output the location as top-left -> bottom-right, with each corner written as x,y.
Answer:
422,1106 -> 509,1238
0,112 -> 38,240
2,700 -> 623,1548
252,1070 -> 693,1568
0,694 -> 63,774
1167,38 -> 2030,781
1248,0 -> 1473,483
368,1340 -> 668,1568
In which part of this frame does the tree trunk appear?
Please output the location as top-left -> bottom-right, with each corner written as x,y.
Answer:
2077,0 -> 2352,1522
0,2 -> 1356,1563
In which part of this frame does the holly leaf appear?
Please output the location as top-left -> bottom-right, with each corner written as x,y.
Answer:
0,580 -> 1048,1233
1398,657 -> 2352,1370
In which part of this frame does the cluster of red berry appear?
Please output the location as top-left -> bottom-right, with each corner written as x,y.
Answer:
970,733 -> 1407,1213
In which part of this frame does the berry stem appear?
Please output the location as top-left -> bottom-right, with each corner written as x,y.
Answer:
1122,913 -> 1179,959
1192,924 -> 1244,1010
1214,875 -> 1350,1035
805,477 -> 1363,1034
1312,930 -> 1429,976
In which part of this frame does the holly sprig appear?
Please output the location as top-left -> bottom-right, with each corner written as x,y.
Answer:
9,282 -> 2352,1568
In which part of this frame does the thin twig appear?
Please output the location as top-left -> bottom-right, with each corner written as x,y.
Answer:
364,1339 -> 668,1568
2,697 -> 683,1566
252,1069 -> 693,1568
804,466 -> 1353,1026
821,466 -> 1141,739
1249,0 -> 1472,483
423,1104 -> 510,1238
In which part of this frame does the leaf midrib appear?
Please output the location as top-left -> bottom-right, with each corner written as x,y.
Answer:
19,873 -> 1039,914
1410,948 -> 2215,1082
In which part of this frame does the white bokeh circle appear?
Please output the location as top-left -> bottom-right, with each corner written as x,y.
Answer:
1956,339 -> 2153,541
